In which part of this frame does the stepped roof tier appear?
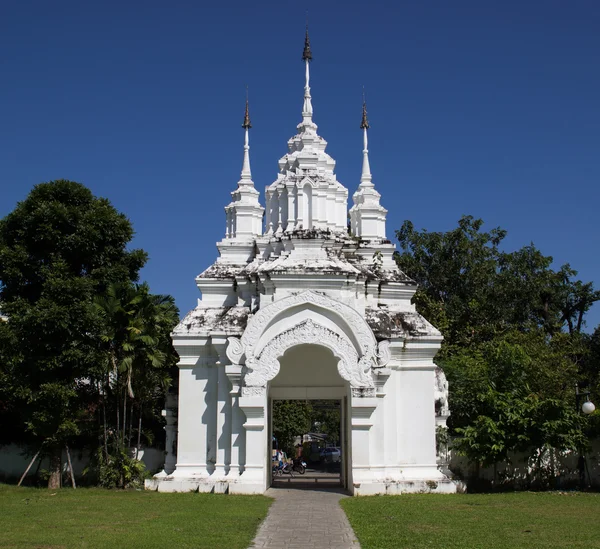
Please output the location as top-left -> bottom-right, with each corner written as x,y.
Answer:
177,27 -> 440,344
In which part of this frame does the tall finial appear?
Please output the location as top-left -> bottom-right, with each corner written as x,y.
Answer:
360,89 -> 372,186
302,15 -> 312,61
240,87 -> 252,182
360,88 -> 369,130
301,21 -> 313,123
242,86 -> 251,129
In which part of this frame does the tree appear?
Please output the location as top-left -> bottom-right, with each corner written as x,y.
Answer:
395,216 -> 600,483
444,331 -> 587,473
311,402 -> 341,446
272,401 -> 312,456
0,180 -> 147,487
93,281 -> 179,471
396,216 -> 600,354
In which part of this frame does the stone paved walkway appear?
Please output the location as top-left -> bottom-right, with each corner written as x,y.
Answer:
249,487 -> 361,548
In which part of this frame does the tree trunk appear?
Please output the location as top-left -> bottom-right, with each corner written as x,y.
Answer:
115,376 -> 120,444
65,445 -> 76,489
136,402 -> 143,459
48,449 -> 62,489
18,451 -> 40,487
111,354 -> 120,444
128,398 -> 134,448
102,384 -> 108,460
122,389 -> 127,446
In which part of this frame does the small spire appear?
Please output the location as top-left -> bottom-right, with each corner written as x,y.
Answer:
302,19 -> 312,62
240,89 -> 252,183
242,87 -> 251,129
360,91 -> 372,186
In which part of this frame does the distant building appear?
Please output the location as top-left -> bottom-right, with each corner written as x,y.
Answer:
147,30 -> 454,495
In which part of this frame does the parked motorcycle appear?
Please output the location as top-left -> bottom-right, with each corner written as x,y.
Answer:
292,457 -> 307,474
273,460 -> 295,477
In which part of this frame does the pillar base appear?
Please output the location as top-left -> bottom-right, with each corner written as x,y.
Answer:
350,466 -> 461,495
145,467 -> 267,494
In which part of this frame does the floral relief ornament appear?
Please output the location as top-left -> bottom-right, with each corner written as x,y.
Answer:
245,319 -> 374,389
241,290 -> 377,362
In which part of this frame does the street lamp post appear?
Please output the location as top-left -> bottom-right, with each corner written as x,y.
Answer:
575,383 -> 596,490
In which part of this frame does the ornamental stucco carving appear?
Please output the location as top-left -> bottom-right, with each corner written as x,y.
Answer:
376,340 -> 391,367
226,336 -> 244,365
244,319 -> 374,389
241,386 -> 266,397
351,387 -> 376,398
241,290 -> 377,364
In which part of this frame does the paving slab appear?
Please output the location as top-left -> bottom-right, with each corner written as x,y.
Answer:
249,486 -> 360,549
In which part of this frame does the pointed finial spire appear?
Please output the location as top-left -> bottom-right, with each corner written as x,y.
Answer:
360,89 -> 372,186
301,21 -> 314,124
242,86 -> 251,129
240,88 -> 252,183
302,14 -> 312,61
360,89 -> 369,130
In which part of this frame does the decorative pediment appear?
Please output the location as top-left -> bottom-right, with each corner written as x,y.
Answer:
241,290 -> 377,361
244,318 -> 373,388
226,291 -> 379,393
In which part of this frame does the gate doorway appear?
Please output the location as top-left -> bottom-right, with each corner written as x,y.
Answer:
270,398 -> 348,490
266,343 -> 352,491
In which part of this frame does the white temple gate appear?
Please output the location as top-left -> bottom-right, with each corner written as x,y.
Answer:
146,29 -> 456,495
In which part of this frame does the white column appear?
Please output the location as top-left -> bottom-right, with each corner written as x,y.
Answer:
265,191 -> 272,234
350,395 -> 377,486
270,192 -> 279,234
286,185 -> 296,231
297,186 -> 304,229
213,337 -> 232,478
276,188 -> 284,234
232,387 -> 267,494
162,392 -> 178,475
318,191 -> 327,229
385,371 -> 399,474
225,208 -> 232,238
225,365 -> 243,478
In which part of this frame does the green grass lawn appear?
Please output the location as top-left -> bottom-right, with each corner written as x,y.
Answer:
0,484 -> 271,549
341,492 -> 600,549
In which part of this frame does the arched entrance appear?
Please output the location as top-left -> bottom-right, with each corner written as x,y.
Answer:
268,344 -> 351,490
226,291 -> 379,494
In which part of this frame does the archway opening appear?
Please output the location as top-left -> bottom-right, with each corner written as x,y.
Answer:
268,344 -> 350,491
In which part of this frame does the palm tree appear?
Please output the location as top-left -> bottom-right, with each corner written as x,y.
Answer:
95,282 -> 178,459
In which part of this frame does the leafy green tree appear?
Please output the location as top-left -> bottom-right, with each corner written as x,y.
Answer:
395,216 -> 600,354
444,331 -> 587,472
395,216 -> 599,483
0,180 -> 146,487
93,281 -> 179,466
311,403 -> 341,446
272,401 -> 312,456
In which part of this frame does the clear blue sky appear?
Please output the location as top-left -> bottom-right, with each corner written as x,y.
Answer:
1,1 -> 599,329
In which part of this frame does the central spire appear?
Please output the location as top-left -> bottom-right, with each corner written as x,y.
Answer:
301,24 -> 314,124
360,93 -> 373,186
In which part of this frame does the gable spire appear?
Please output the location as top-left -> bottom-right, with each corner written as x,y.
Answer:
349,91 -> 388,241
240,88 -> 252,183
360,90 -> 373,187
